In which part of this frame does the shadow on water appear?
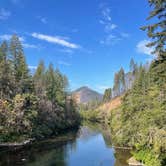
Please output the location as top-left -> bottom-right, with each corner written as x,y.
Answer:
0,123 -> 131,166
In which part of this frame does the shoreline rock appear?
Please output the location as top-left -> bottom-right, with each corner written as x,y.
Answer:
128,157 -> 144,166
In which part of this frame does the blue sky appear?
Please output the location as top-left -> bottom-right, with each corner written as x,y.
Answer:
0,0 -> 154,93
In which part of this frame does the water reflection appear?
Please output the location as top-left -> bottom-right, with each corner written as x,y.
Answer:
0,123 -> 131,166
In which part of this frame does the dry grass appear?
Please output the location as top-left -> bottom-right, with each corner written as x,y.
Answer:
97,96 -> 122,113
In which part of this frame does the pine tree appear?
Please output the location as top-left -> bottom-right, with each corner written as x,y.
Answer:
0,41 -> 14,99
34,60 -> 46,98
113,72 -> 120,97
45,63 -> 56,104
10,35 -> 31,94
141,0 -> 166,60
141,0 -> 166,99
130,58 -> 138,76
103,88 -> 112,102
119,67 -> 125,93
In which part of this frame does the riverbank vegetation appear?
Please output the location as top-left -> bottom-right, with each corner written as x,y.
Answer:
81,1 -> 166,166
0,35 -> 80,143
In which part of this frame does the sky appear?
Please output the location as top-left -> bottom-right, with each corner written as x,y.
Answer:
0,0 -> 154,93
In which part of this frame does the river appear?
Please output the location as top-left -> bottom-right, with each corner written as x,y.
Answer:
0,123 -> 131,166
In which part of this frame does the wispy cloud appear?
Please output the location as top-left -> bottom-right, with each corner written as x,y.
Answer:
28,65 -> 37,70
58,48 -> 74,54
37,16 -> 47,24
99,5 -> 117,32
0,34 -> 38,49
0,34 -> 24,41
102,7 -> 112,21
32,33 -> 80,49
40,18 -> 47,24
0,8 -> 11,20
99,4 -> 129,46
121,32 -> 130,38
11,0 -> 25,8
0,34 -> 12,40
136,40 -> 154,56
11,0 -> 20,4
58,60 -> 71,66
100,34 -> 121,46
23,43 -> 38,49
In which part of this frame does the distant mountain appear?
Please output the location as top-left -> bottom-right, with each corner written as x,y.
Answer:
72,86 -> 103,104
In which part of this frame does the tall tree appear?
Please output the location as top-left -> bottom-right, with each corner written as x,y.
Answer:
45,63 -> 56,105
34,60 -> 46,98
141,0 -> 166,60
141,0 -> 166,94
113,72 -> 120,97
130,58 -> 138,75
119,67 -> 125,93
0,41 -> 14,99
10,35 -> 31,94
103,88 -> 112,102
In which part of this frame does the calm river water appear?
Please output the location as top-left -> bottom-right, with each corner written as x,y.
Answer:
0,123 -> 131,166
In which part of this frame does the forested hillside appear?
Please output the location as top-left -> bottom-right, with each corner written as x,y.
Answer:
112,1 -> 166,165
81,1 -> 166,166
0,35 -> 80,143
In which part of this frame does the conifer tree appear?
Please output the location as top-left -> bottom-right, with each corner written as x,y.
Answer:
0,41 -> 14,99
141,0 -> 166,60
103,88 -> 112,102
113,72 -> 120,96
119,67 -> 125,93
34,60 -> 46,98
10,35 -> 31,94
130,58 -> 138,75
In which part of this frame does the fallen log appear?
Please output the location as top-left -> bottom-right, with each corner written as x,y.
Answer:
0,138 -> 35,147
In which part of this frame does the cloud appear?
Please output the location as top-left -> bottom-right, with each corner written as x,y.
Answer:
101,7 -> 111,21
0,34 -> 24,41
100,34 -> 121,46
0,34 -> 12,40
121,32 -> 130,38
31,33 -> 80,49
37,16 -> 47,24
58,60 -> 71,66
136,40 -> 154,56
11,0 -> 25,7
105,23 -> 117,32
99,5 -> 117,32
22,43 -> 38,49
0,34 -> 38,49
28,65 -> 37,70
58,48 -> 74,54
11,0 -> 20,4
0,8 -> 11,20
99,4 -> 130,46
40,17 -> 47,24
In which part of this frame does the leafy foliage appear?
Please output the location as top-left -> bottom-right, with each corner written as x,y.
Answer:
0,35 -> 80,142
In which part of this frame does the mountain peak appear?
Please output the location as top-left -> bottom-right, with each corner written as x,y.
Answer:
72,86 -> 103,104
